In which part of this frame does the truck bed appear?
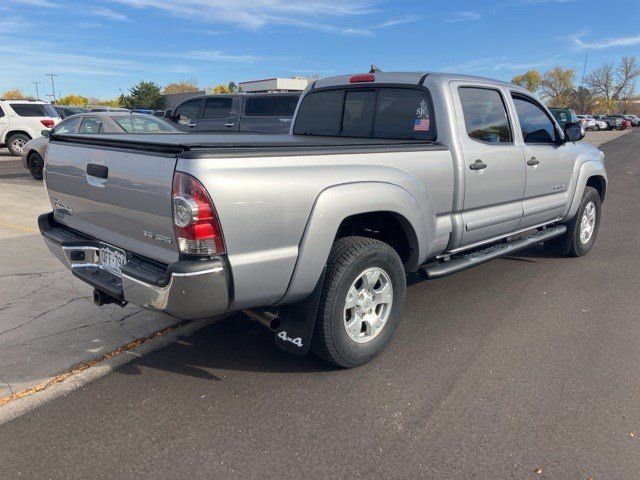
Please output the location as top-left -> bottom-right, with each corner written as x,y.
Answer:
51,133 -> 448,157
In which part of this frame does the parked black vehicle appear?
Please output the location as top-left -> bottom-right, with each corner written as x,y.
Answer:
53,105 -> 87,118
165,92 -> 301,134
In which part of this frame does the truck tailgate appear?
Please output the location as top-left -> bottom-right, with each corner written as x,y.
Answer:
44,141 -> 179,264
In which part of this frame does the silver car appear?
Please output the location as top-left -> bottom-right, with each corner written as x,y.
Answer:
21,112 -> 179,179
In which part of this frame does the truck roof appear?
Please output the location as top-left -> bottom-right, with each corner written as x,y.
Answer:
312,71 -> 516,90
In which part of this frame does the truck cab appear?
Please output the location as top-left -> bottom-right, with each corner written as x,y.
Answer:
166,92 -> 300,134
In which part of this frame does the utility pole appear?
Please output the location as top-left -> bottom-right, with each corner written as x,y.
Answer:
580,52 -> 589,89
32,81 -> 42,100
46,73 -> 59,103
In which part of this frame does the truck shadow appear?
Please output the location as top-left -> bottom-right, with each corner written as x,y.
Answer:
118,313 -> 333,379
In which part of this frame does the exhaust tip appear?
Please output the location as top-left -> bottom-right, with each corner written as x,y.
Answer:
93,289 -> 104,306
269,318 -> 282,331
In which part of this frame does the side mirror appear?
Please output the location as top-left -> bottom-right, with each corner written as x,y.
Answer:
163,110 -> 173,119
564,121 -> 584,142
41,130 -> 51,138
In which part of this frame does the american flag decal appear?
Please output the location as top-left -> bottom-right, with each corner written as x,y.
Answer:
414,118 -> 430,131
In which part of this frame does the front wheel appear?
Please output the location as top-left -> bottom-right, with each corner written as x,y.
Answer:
594,124 -> 601,131
27,152 -> 44,180
545,186 -> 601,257
311,236 -> 406,368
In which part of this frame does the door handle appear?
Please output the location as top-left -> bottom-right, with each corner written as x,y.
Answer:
224,123 -> 235,128
469,160 -> 487,171
187,123 -> 197,128
527,157 -> 540,166
86,163 -> 108,179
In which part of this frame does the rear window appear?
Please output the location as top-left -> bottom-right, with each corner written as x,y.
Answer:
244,96 -> 298,116
115,115 -> 176,133
293,87 -> 435,140
10,103 -> 59,118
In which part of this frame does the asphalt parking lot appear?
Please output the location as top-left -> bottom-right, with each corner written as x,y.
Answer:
0,129 -> 638,479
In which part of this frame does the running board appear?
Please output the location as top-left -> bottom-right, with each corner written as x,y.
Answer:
421,225 -> 567,279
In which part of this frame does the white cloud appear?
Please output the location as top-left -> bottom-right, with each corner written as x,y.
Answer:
5,0 -> 58,7
572,32 -> 640,49
90,7 -> 131,21
109,0 -> 378,33
445,11 -> 481,23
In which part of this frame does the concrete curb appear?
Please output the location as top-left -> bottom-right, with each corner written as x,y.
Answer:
0,316 -> 219,426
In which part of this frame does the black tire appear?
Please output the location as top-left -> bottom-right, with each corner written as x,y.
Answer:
594,124 -> 600,131
311,236 -> 406,368
544,186 -> 601,257
6,133 -> 30,156
27,152 -> 44,180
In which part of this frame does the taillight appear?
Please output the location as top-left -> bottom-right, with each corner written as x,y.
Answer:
41,118 -> 55,128
349,74 -> 375,83
171,171 -> 225,255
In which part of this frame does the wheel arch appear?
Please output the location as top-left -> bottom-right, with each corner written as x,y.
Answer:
277,181 -> 433,305
563,161 -> 607,222
4,130 -> 33,143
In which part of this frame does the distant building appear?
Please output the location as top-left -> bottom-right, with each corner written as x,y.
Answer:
162,90 -> 205,109
238,77 -> 312,93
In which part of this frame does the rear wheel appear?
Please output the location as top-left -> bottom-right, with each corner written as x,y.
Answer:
311,236 -> 406,368
6,133 -> 30,156
544,186 -> 601,257
27,152 -> 44,180
594,124 -> 601,131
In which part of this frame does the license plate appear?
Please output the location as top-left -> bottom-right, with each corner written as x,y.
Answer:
99,242 -> 127,277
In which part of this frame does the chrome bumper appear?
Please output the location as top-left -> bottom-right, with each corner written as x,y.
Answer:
40,213 -> 230,320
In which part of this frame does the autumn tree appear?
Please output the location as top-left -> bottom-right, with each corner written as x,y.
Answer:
512,70 -> 541,93
211,83 -> 231,94
58,94 -> 89,107
540,67 -> 576,107
2,89 -> 26,99
162,80 -> 200,95
586,56 -> 640,113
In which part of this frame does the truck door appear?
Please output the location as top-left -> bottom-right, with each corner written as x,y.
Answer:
453,83 -> 526,246
171,98 -> 203,133
196,97 -> 238,132
239,96 -> 298,133
510,93 -> 575,228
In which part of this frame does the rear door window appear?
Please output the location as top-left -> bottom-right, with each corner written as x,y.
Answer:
78,117 -> 102,134
203,98 -> 233,119
10,103 -> 58,117
459,87 -> 512,143
244,97 -> 273,116
273,96 -> 298,115
53,116 -> 81,134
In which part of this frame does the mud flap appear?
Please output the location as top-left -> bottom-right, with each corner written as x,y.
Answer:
274,270 -> 325,357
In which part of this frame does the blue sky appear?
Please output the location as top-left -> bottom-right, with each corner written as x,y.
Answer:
1,0 -> 639,99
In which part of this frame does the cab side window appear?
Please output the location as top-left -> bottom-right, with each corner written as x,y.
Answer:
174,99 -> 200,121
459,87 -> 512,143
512,95 -> 556,144
0,106 -> 4,117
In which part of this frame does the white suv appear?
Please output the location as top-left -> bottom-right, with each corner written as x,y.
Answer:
0,100 -> 60,155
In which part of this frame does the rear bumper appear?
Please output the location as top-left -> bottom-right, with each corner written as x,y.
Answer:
39,213 -> 230,319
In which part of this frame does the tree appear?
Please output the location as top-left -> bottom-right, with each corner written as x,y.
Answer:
162,80 -> 200,95
586,56 -> 640,113
88,98 -> 121,108
228,81 -> 238,93
211,83 -> 231,94
58,94 -> 89,107
571,86 -> 595,114
2,89 -> 26,99
540,67 -> 576,107
126,80 -> 164,109
512,70 -> 541,93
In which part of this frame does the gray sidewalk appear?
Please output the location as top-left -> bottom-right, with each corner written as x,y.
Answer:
0,176 -> 181,398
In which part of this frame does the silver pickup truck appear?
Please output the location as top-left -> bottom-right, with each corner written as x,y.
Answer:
39,72 -> 607,368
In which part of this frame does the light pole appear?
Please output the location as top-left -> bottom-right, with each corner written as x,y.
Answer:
46,73 -> 59,103
32,81 -> 42,100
